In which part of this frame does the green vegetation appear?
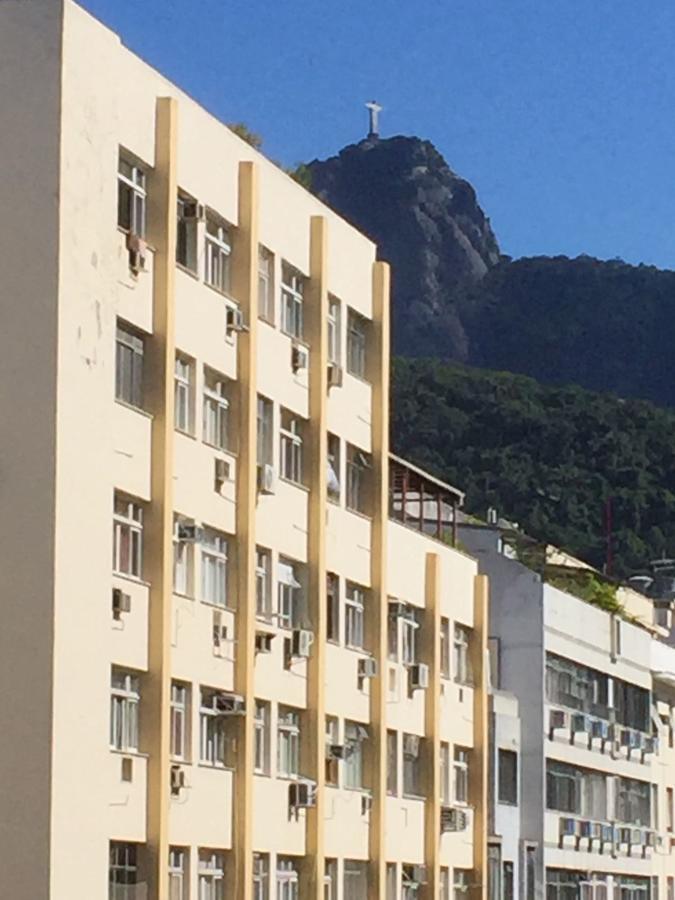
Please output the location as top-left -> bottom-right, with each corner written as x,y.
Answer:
545,569 -> 622,615
392,358 -> 675,577
227,122 -> 263,150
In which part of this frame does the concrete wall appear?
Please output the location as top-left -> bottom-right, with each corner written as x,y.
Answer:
0,2 -> 63,897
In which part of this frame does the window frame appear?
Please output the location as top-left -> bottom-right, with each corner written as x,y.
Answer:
345,583 -> 366,650
202,368 -> 231,452
110,669 -> 140,753
453,746 -> 470,805
346,309 -> 367,379
201,528 -> 229,608
258,246 -> 274,324
113,494 -> 144,580
204,213 -> 232,295
280,264 -> 305,340
115,322 -> 144,410
254,700 -> 271,775
198,849 -> 226,900
280,409 -> 304,485
117,155 -> 147,237
170,682 -> 189,761
199,690 -> 228,767
277,706 -> 301,778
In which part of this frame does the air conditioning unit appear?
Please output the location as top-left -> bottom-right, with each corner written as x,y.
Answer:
226,306 -> 246,334
571,714 -> 589,734
291,629 -> 313,659
112,588 -> 131,617
388,600 -> 408,618
215,458 -> 231,488
410,866 -> 428,886
358,657 -> 378,679
409,663 -> 430,690
126,232 -> 148,275
560,818 -> 577,837
182,200 -> 206,222
327,363 -> 343,388
170,765 -> 186,795
440,806 -> 468,833
289,780 -> 317,809
591,719 -> 610,740
361,793 -> 373,815
213,692 -> 245,716
255,632 -> 274,654
549,709 -> 568,733
177,523 -> 202,543
327,744 -> 348,761
257,464 -> 276,495
291,344 -> 309,372
212,620 -> 228,647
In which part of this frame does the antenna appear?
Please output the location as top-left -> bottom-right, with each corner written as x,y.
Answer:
365,100 -> 382,139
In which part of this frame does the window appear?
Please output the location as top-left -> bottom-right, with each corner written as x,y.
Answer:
173,516 -> 193,596
205,214 -> 231,294
614,679 -> 650,732
258,246 -> 274,323
453,625 -> 472,685
278,706 -> 300,778
199,689 -> 228,766
254,701 -> 270,774
346,444 -> 371,514
440,742 -> 451,803
256,548 -> 272,619
256,395 -> 273,467
403,733 -> 423,796
453,747 -> 469,804
169,847 -> 188,900
327,573 -> 340,642
277,857 -> 300,900
113,494 -> 143,578
170,682 -> 189,761
386,864 -> 397,900
280,408 -> 304,485
198,850 -> 226,900
487,845 -> 501,900
345,583 -> 366,649
118,155 -> 146,237
327,433 -> 341,502
281,263 -> 304,339
546,760 -> 607,819
278,558 -> 303,629
668,787 -> 674,832
387,730 -> 398,795
110,669 -> 140,752
440,618 -> 451,677
503,863 -> 514,900
327,296 -> 341,365
615,776 -> 650,826
401,608 -> 419,666
201,528 -> 229,607
440,869 -> 450,900
325,859 -> 338,900
325,716 -> 339,786
347,309 -> 367,378
454,870 -> 470,900
498,749 -> 518,805
253,853 -> 269,900
546,870 -> 585,900
545,652 -> 609,717
176,195 -> 198,271
402,865 -> 423,900
344,721 -> 368,789
202,368 -> 230,451
110,841 -> 143,900
344,861 -> 368,900
668,879 -> 674,900
115,323 -> 144,409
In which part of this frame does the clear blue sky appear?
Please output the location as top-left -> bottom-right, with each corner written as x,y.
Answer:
82,0 -> 675,269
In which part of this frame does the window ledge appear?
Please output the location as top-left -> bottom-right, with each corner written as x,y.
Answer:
346,369 -> 372,387
197,762 -> 234,773
401,793 -> 426,803
176,262 -> 200,281
175,428 -> 197,441
113,572 -> 151,589
173,590 -> 194,602
278,476 -> 310,493
203,440 -> 238,459
204,280 -> 239,306
199,598 -> 236,613
281,330 -> 308,347
170,757 -> 192,766
110,748 -> 149,759
343,785 -> 369,794
117,226 -> 156,253
345,506 -> 373,523
114,398 -> 154,421
258,315 -> 276,329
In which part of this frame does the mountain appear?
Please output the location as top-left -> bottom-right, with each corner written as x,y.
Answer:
307,136 -> 500,360
308,136 -> 675,409
392,359 -> 675,577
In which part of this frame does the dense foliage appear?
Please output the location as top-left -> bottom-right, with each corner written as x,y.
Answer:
463,255 -> 675,408
392,359 -> 675,576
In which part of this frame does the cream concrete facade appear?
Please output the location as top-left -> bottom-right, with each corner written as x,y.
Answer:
0,2 -> 487,899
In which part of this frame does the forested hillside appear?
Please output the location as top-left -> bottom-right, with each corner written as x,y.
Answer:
392,359 -> 675,576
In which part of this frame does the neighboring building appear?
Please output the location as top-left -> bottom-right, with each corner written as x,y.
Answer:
0,2 -> 488,899
460,520 -> 675,900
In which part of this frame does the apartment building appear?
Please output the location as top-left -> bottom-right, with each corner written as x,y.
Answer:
460,521 -> 675,900
0,2 -> 488,898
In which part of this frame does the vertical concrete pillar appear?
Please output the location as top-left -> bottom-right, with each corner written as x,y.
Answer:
423,552 -> 442,899
471,574 -> 490,900
231,160 -> 260,900
369,261 -> 391,900
145,95 -> 178,900
302,215 -> 329,899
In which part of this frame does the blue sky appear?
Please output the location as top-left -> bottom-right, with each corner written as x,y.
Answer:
82,0 -> 675,269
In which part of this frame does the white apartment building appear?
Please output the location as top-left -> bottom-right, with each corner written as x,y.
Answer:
460,522 -> 675,900
0,2 -> 489,898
